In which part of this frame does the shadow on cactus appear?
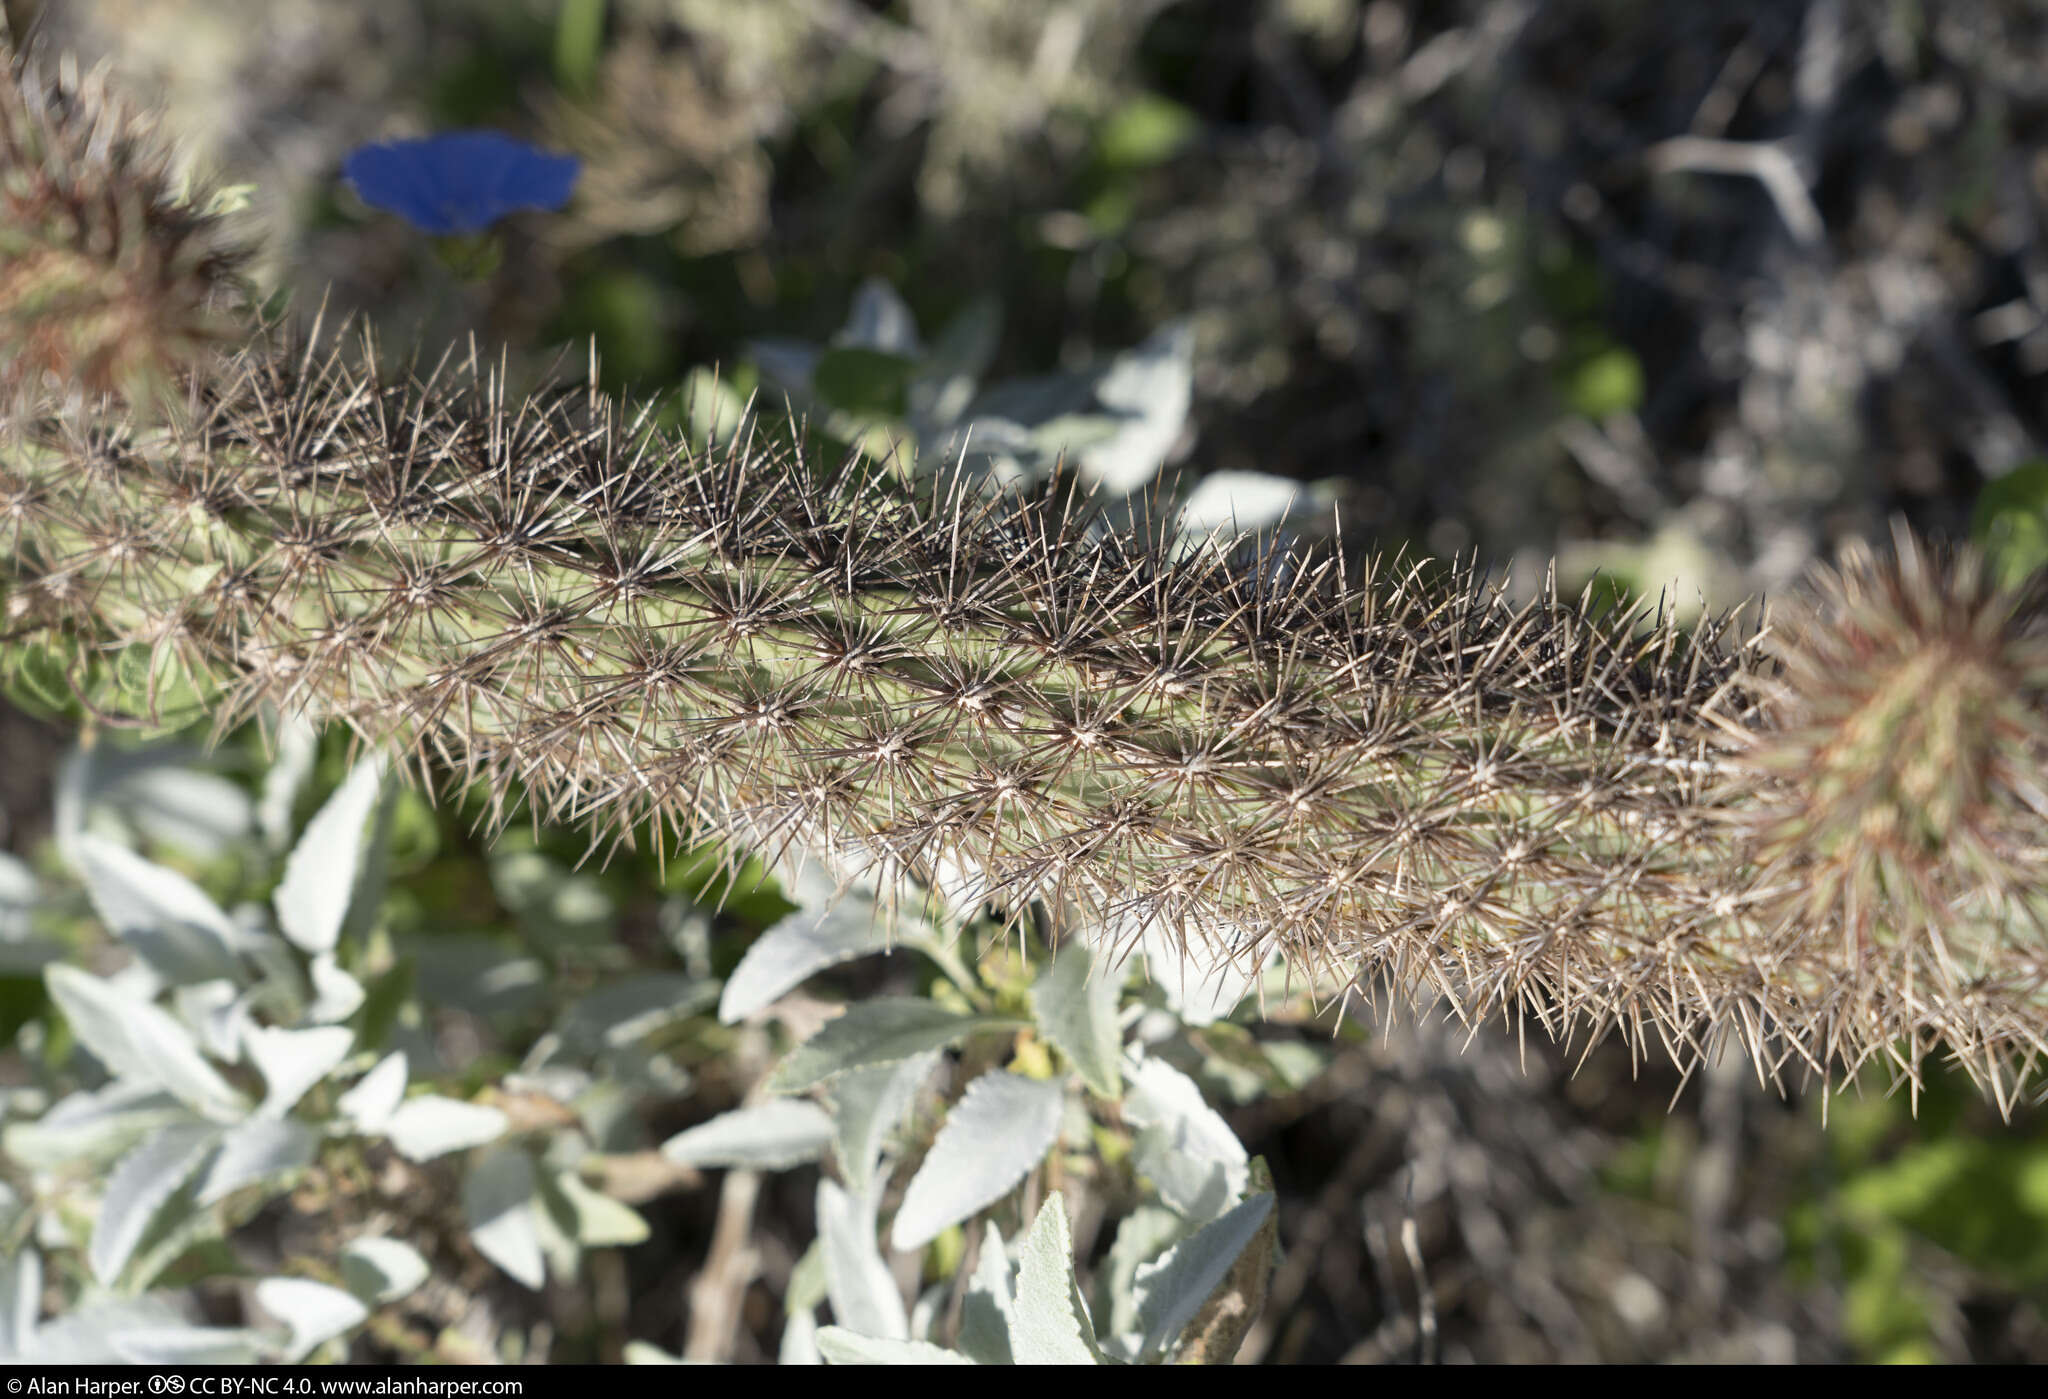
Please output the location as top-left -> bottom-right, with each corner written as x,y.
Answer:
3,40 -> 2048,1111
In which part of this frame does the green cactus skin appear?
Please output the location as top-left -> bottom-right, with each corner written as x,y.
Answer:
3,42 -> 2047,1105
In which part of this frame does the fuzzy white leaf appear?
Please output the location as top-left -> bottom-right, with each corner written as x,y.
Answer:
197,1119 -> 318,1206
0,851 -> 39,941
254,1278 -> 368,1362
1125,1193 -> 1273,1359
1079,322 -> 1193,494
835,277 -> 923,356
23,1297 -> 250,1363
91,1124 -> 220,1285
816,1179 -> 906,1341
661,1100 -> 833,1171
1135,918 -> 1261,1027
244,1025 -> 353,1118
174,980 -> 249,1062
307,954 -> 366,1024
719,895 -> 898,1024
815,1328 -> 973,1365
546,1171 -> 650,1248
625,1340 -> 688,1364
256,713 -> 321,853
3,1083 -> 195,1169
777,1311 -> 821,1367
464,1147 -> 544,1290
769,999 -> 1003,1094
272,753 -> 384,954
383,1096 -> 507,1162
337,1052 -> 408,1134
830,1053 -> 936,1200
1030,941 -> 1124,1098
112,1327 -> 263,1364
106,765 -> 254,859
73,835 -> 240,985
339,1237 -> 430,1306
1012,1193 -> 1104,1364
45,966 -> 249,1121
957,1223 -> 1017,1365
0,1249 -> 39,1357
1123,1059 -> 1248,1221
892,1073 -> 1063,1250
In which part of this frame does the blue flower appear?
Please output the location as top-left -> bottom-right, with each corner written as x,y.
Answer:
342,132 -> 580,235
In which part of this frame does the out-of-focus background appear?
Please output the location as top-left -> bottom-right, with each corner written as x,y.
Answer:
8,0 -> 2048,1363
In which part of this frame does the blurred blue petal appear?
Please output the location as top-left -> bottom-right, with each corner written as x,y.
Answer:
343,132 -> 580,235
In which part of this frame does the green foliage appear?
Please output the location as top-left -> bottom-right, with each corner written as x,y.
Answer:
1973,460 -> 2048,588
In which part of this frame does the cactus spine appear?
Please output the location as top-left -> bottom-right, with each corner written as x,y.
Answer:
3,45 -> 2047,1102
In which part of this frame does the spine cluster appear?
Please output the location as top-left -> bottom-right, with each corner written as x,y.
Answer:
3,44 -> 2046,1101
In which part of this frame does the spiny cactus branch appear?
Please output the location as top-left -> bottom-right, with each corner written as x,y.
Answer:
3,44 -> 2048,1105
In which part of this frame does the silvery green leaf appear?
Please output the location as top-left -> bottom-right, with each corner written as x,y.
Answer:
73,834 -> 241,985
112,1327 -> 263,1364
908,296 -> 1001,433
816,1179 -> 906,1341
257,713 -> 321,853
1080,321 -> 1193,494
243,1025 -> 354,1119
337,1052 -> 408,1133
273,753 -> 385,954
892,1073 -> 1064,1250
830,1052 -> 936,1200
1175,470 -> 1321,546
560,974 -> 718,1052
339,1236 -> 430,1305
1123,1059 -> 1248,1222
544,1170 -> 650,1248
1134,917 -> 1260,1027
786,1238 -> 828,1313
91,1123 -> 220,1285
0,850 -> 39,940
916,417 -> 1044,495
718,894 -> 898,1024
769,999 -> 1010,1094
3,1083 -> 195,1168
103,764 -> 253,859
660,1100 -> 833,1171
384,1095 -> 507,1162
464,1146 -> 545,1290
1012,1193 -> 1104,1364
624,1340 -> 687,1365
815,1329 -> 973,1365
307,954 -> 366,1024
834,277 -> 923,357
1103,1202 -> 1187,1339
197,1118 -> 318,1206
45,966 -> 250,1121
0,1249 -> 39,1356
1124,1193 -> 1273,1360
777,1309 -> 821,1366
254,1278 -> 368,1362
957,1223 -> 1017,1365
173,980 -> 248,1062
1029,940 -> 1124,1098
21,1297 -> 240,1363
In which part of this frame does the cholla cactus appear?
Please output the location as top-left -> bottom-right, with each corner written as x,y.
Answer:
0,44 -> 245,409
3,44 -> 2047,1105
